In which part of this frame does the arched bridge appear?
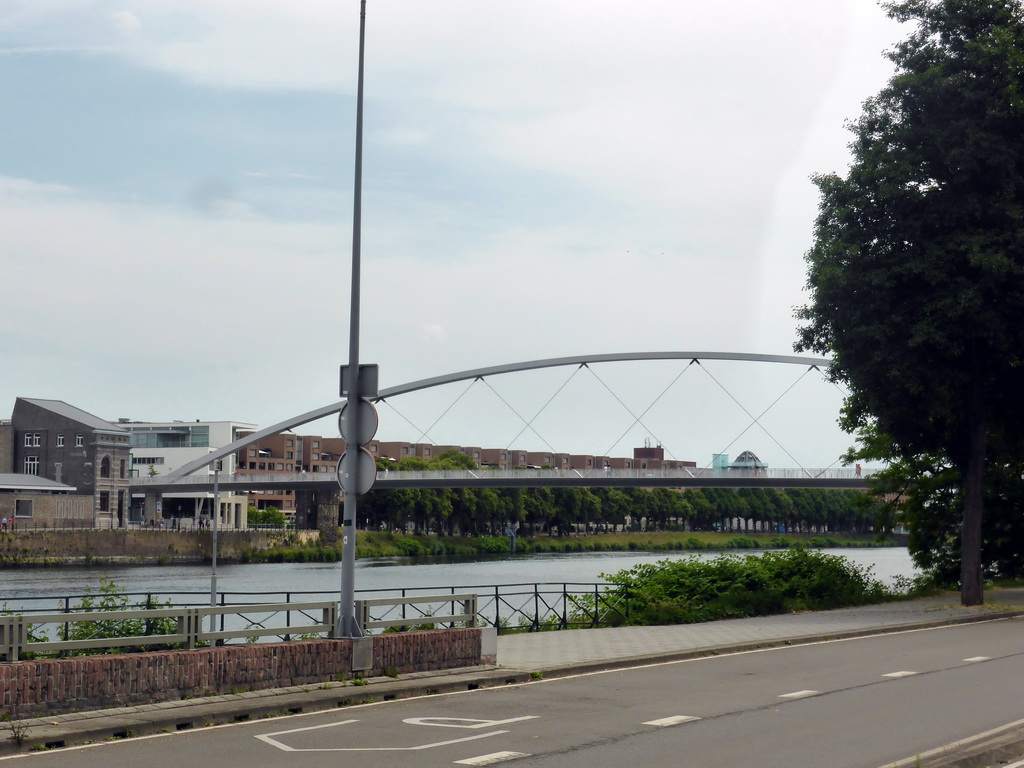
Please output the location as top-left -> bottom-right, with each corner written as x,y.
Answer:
161,350 -> 836,490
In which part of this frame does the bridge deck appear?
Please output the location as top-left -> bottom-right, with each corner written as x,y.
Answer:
132,467 -> 870,494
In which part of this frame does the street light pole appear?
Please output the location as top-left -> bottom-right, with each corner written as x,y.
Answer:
210,459 -> 221,633
339,0 -> 368,638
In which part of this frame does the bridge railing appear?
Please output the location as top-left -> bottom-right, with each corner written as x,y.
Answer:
376,467 -> 872,481
129,466 -> 875,492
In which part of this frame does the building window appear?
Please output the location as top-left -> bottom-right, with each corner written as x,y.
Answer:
248,449 -> 256,457
15,499 -> 32,518
249,462 -> 256,469
285,451 -> 293,459
258,462 -> 266,470
24,456 -> 39,475
276,463 -> 284,471
286,439 -> 293,447
99,491 -> 110,512
24,433 -> 41,447
57,434 -> 65,447
312,441 -> 320,449
119,459 -> 126,479
75,434 -> 84,447
312,453 -> 319,460
100,457 -> 111,478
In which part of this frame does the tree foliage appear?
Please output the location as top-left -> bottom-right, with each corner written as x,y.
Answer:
248,505 -> 286,527
796,0 -> 1024,604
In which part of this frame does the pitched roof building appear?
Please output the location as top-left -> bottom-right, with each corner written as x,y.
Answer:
9,398 -> 132,527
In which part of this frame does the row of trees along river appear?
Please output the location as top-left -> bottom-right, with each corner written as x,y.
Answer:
333,454 -> 878,537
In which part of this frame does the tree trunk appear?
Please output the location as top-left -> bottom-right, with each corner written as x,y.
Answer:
961,381 -> 987,606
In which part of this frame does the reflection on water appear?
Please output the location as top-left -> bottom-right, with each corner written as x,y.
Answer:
0,547 -> 916,610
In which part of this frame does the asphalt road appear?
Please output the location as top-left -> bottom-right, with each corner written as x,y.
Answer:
7,617 -> 1024,768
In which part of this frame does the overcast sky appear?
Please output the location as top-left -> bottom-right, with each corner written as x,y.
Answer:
1,1 -> 907,470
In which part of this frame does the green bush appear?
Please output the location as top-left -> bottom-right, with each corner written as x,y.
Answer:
63,577 -> 178,653
807,537 -> 841,549
601,549 -> 901,626
727,536 -> 760,549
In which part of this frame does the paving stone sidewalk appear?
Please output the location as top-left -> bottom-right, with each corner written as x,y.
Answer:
497,586 -> 1024,672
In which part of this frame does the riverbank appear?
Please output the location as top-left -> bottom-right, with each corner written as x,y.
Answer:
0,528 -> 901,567
244,529 -> 901,563
0,529 -> 317,567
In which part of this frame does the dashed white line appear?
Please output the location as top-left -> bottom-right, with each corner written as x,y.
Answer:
963,656 -> 991,662
778,690 -> 819,699
882,671 -> 917,678
642,715 -> 701,726
455,751 -> 531,765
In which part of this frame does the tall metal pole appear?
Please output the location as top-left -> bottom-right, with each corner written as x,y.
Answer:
210,461 -> 220,633
339,0 -> 368,638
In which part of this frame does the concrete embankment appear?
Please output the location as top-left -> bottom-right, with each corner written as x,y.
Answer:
0,529 -> 319,566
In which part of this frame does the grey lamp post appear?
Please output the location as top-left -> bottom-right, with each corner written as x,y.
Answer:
338,0 -> 369,638
210,459 -> 221,633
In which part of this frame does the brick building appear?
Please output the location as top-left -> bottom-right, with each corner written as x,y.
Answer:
9,398 -> 132,527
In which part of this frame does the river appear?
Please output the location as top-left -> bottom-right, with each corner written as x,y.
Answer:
0,547 -> 915,612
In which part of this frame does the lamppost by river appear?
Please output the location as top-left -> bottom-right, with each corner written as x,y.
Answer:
337,0 -> 371,638
210,459 -> 220,633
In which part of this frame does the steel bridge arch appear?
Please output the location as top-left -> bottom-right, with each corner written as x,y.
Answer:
165,351 -> 831,480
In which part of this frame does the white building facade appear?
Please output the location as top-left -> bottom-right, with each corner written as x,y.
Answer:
123,420 -> 256,529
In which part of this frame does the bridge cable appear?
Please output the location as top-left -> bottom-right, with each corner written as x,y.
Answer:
580,362 -> 682,461
375,399 -> 439,446
499,364 -> 586,451
788,367 -> 850,477
411,378 -> 482,445
476,376 -> 561,455
698,363 -> 817,474
597,360 -> 695,459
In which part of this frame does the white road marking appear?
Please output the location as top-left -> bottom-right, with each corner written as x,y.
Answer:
455,751 -> 532,765
255,719 -> 511,752
642,715 -> 701,726
963,656 -> 991,662
882,671 -> 917,678
778,690 -> 819,699
256,718 -> 359,749
404,716 -> 539,729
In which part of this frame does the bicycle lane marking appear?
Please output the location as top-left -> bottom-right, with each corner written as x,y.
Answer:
255,715 -> 539,752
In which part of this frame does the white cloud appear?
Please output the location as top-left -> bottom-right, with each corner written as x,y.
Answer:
0,0 -> 910,466
110,10 -> 142,32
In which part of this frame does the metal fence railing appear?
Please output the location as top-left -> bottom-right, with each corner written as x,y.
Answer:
354,593 -> 478,632
0,592 -> 489,661
0,601 -> 338,661
0,583 -> 629,660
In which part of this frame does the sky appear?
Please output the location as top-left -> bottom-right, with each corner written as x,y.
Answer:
1,1 -> 908,470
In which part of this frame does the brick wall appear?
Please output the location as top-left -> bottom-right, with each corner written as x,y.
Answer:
0,629 -> 484,716
373,628 -> 482,674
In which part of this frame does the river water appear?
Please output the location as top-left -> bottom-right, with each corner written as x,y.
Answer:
0,547 -> 915,612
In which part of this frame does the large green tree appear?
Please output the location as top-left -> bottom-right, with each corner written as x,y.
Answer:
796,0 -> 1024,604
